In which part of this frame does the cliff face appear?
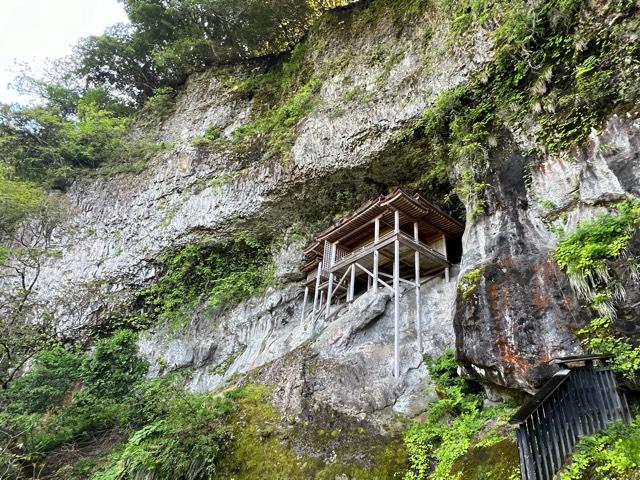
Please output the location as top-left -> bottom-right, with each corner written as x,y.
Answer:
24,0 -> 640,427
456,116 -> 640,394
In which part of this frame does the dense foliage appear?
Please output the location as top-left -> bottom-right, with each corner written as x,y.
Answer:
0,331 -> 148,474
73,0 -> 354,104
554,201 -> 640,378
404,350 -> 519,480
555,201 -> 640,297
0,168 -> 65,390
1,336 -> 405,480
559,417 -> 640,480
0,329 -> 254,479
400,0 -> 640,215
92,389 -> 234,480
0,88 -> 171,190
127,233 -> 274,331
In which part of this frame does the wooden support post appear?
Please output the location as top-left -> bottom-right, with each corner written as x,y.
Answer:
442,233 -> 449,282
367,275 -> 372,291
312,261 -> 322,314
301,286 -> 309,326
348,264 -> 356,302
414,222 -> 422,353
325,243 -> 337,319
373,217 -> 380,289
393,209 -> 400,378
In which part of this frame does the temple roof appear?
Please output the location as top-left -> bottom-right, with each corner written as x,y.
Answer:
303,189 -> 464,265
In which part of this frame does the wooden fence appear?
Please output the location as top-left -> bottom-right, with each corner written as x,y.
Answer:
509,355 -> 632,480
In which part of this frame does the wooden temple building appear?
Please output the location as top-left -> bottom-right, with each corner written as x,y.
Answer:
300,188 -> 464,376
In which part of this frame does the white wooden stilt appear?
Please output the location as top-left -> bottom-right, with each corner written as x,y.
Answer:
373,217 -> 380,289
301,286 -> 309,326
312,261 -> 322,314
393,209 -> 400,378
348,264 -> 356,302
442,233 -> 450,282
325,243 -> 337,319
414,222 -> 422,353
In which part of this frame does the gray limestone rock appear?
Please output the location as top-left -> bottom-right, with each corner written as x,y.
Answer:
455,116 -> 640,392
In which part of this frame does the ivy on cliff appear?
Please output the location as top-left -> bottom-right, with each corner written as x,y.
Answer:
449,0 -> 640,154
554,200 -> 640,378
402,0 -> 640,216
125,233 -> 274,331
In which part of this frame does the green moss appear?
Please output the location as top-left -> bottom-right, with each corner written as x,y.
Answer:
458,268 -> 483,301
217,385 -> 408,480
343,85 -> 370,102
450,439 -> 520,480
216,385 -> 306,479
137,87 -> 176,127
192,125 -> 224,147
232,76 -> 321,161
123,233 -> 275,332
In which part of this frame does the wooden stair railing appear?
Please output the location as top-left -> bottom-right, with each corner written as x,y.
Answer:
509,355 -> 632,480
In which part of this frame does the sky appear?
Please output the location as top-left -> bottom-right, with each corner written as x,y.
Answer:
0,0 -> 129,104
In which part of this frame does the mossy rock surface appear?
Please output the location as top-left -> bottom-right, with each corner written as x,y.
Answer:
450,438 -> 520,480
217,385 -> 408,479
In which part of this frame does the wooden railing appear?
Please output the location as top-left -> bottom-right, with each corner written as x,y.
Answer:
510,355 -> 632,480
328,231 -> 447,273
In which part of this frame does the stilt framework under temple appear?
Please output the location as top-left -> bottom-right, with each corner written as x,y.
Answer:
299,188 -> 464,376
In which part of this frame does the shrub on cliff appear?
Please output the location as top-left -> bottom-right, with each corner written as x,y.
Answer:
404,350 -> 519,480
0,330 -> 148,461
554,200 -> 640,378
560,417 -> 640,480
130,233 -> 274,331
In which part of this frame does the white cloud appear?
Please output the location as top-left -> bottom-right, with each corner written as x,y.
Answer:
0,0 -> 129,104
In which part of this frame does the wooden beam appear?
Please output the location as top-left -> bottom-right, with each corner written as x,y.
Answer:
442,233 -> 450,282
325,243 -> 336,319
379,271 -> 417,286
414,222 -> 422,353
394,210 -> 400,378
373,217 -> 380,289
329,230 -> 447,274
354,263 -> 393,292
348,264 -> 356,302
377,249 -> 415,270
312,261 -> 322,314
332,266 -> 353,297
301,286 -> 309,326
